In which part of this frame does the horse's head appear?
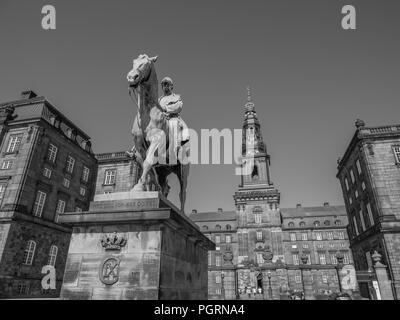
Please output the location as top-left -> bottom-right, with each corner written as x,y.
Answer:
127,54 -> 158,88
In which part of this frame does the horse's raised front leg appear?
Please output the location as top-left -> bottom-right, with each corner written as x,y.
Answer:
132,139 -> 160,192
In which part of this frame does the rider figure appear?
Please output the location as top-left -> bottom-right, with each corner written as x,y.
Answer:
159,77 -> 189,161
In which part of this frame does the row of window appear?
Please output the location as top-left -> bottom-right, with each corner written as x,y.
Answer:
287,219 -> 342,228
292,252 -> 350,266
210,273 -> 339,288
209,234 -> 232,244
46,143 -> 91,181
291,242 -> 347,250
41,166 -> 87,197
344,158 -> 363,191
347,181 -> 367,206
23,240 -> 58,266
352,203 -> 375,237
5,136 -> 91,183
343,158 -> 365,207
202,224 -> 232,231
16,282 -> 56,296
292,273 -> 337,284
289,231 -> 345,242
33,190 -> 83,221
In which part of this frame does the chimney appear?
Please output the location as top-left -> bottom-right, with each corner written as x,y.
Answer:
191,209 -> 197,214
218,208 -> 223,213
323,202 -> 329,207
296,203 -> 302,208
21,90 -> 38,100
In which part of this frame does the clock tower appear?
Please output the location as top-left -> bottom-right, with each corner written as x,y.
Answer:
234,87 -> 284,280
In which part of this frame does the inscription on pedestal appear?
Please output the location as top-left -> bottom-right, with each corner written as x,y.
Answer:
90,198 -> 160,211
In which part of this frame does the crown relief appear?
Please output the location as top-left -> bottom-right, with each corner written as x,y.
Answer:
100,232 -> 127,251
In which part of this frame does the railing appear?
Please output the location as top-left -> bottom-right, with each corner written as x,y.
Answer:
362,125 -> 400,135
96,151 -> 129,161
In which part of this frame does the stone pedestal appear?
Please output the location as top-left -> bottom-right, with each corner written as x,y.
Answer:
374,263 -> 395,300
58,191 -> 214,300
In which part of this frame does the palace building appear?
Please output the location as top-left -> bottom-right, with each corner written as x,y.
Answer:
0,91 -> 97,298
337,120 -> 400,299
0,88 -> 358,300
189,90 -> 354,300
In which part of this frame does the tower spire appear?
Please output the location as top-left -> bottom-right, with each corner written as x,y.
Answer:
245,86 -> 255,114
242,86 -> 266,156
236,86 -> 275,192
247,85 -> 252,102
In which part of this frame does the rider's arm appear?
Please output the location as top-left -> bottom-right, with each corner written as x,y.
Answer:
164,95 -> 183,115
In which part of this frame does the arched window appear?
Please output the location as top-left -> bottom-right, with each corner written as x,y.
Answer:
226,224 -> 231,230
251,165 -> 259,180
215,225 -> 221,231
288,222 -> 295,228
324,220 -> 330,226
23,240 -> 36,265
47,245 -> 58,267
202,225 -> 208,231
299,222 -> 306,227
334,220 -> 342,226
313,221 -> 320,227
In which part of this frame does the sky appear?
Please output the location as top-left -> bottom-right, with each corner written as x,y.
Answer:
1,0 -> 400,212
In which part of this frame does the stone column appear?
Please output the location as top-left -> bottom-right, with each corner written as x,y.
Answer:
372,251 -> 394,300
302,268 -> 314,300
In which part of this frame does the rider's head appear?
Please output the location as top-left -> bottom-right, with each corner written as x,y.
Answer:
161,77 -> 174,95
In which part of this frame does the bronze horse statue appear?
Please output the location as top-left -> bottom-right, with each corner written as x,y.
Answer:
126,54 -> 190,212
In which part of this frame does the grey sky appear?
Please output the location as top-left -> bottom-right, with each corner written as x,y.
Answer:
1,0 -> 400,212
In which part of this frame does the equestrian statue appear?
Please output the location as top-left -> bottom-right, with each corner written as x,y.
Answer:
126,54 -> 190,213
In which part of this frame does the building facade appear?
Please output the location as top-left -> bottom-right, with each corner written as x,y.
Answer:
189,209 -> 238,299
0,91 -> 97,298
337,119 -> 400,299
190,91 -> 355,300
95,151 -> 141,195
281,204 -> 352,296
